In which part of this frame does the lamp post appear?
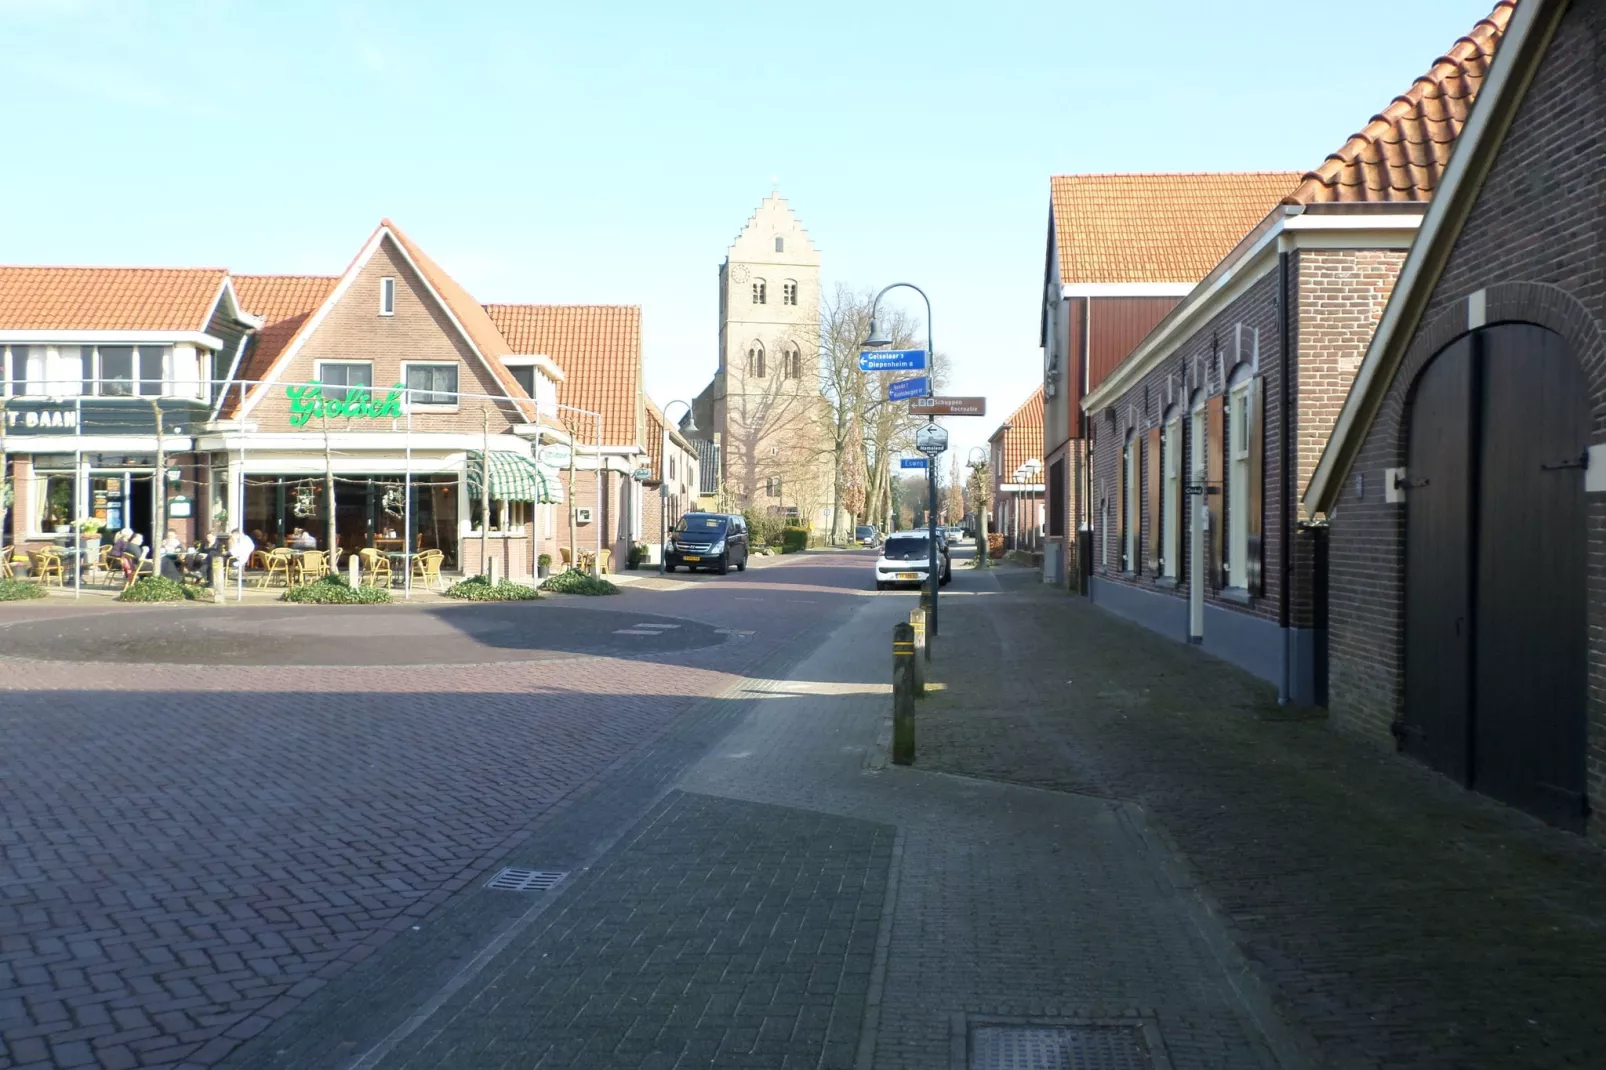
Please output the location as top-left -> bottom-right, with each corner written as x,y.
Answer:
659,401 -> 696,576
967,446 -> 989,569
862,282 -> 940,636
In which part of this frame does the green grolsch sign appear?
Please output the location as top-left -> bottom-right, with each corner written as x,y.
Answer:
286,382 -> 405,427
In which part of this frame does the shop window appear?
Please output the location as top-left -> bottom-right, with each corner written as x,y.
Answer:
318,362 -> 374,390
1227,376 -> 1251,589
403,363 -> 459,406
39,474 -> 76,532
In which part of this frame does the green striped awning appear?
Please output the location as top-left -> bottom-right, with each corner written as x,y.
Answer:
466,450 -> 563,503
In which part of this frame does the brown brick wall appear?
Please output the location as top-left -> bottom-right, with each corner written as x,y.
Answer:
1324,0 -> 1606,836
1090,269 -> 1285,625
249,236 -> 524,437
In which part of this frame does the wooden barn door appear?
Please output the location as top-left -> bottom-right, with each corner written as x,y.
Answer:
1404,324 -> 1590,830
1472,324 -> 1589,829
1403,336 -> 1475,783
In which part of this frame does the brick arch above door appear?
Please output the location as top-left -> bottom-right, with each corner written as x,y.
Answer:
1376,281 -> 1606,465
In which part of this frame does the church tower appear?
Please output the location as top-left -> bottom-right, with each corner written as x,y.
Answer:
694,193 -> 830,531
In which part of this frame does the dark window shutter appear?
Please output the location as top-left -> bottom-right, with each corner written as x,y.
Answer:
1146,426 -> 1162,574
1246,377 -> 1265,596
1206,395 -> 1226,590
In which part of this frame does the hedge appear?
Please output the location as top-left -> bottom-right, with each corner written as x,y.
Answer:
444,575 -> 542,601
282,575 -> 392,604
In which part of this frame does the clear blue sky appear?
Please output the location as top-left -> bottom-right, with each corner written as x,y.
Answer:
1,0 -> 1495,463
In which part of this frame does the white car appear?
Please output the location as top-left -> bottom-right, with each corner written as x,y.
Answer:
874,532 -> 952,591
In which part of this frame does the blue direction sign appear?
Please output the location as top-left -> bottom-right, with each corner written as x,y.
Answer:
900,457 -> 929,470
858,348 -> 928,373
888,376 -> 930,402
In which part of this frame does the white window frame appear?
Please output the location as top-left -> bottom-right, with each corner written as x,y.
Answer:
380,277 -> 396,316
401,361 -> 460,410
1122,433 -> 1138,573
313,359 -> 375,390
782,280 -> 798,306
1226,374 -> 1252,590
1162,412 -> 1180,579
752,279 -> 767,305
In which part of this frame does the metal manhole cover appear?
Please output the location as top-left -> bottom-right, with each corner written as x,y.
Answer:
971,1024 -> 1154,1070
486,867 -> 567,891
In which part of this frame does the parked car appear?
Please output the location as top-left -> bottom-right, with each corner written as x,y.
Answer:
874,531 -> 951,591
664,512 -> 748,574
854,525 -> 881,547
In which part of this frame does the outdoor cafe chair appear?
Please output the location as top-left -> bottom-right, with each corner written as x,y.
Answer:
258,548 -> 294,588
412,548 -> 446,591
30,549 -> 64,587
358,548 -> 392,587
595,548 -> 612,575
559,547 -> 573,568
130,546 -> 155,583
295,550 -> 329,585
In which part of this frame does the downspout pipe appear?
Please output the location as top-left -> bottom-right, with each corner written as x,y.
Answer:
1278,250 -> 1294,705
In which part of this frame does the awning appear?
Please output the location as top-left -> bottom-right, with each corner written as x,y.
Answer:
466,450 -> 563,503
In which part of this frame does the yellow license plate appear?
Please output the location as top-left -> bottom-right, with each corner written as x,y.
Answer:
684,555 -> 701,562
897,572 -> 918,580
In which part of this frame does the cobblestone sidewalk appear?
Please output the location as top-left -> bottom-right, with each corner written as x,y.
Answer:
918,566 -> 1606,1069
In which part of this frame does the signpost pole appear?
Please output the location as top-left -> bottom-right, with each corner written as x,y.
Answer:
927,425 -> 938,637
404,397 -> 413,601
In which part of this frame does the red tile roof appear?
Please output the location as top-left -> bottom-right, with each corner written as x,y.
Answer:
990,387 -> 1046,485
0,267 -> 227,332
1286,1 -> 1515,204
1050,174 -> 1300,284
484,304 -> 643,446
231,275 -> 337,386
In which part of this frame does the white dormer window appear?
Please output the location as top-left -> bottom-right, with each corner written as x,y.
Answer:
380,277 -> 396,316
775,236 -> 784,253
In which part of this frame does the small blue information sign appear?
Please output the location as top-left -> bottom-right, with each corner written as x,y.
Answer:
888,376 -> 930,402
858,348 -> 928,373
900,457 -> 929,470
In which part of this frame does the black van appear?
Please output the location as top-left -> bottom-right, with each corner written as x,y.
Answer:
664,512 -> 749,574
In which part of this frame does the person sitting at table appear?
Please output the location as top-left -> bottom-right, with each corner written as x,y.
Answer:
158,531 -> 185,583
289,527 -> 316,550
109,528 -> 137,582
190,529 -> 224,581
227,529 -> 255,578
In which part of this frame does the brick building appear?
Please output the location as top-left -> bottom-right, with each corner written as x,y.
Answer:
988,388 -> 1046,551
1039,173 -> 1298,586
1305,0 -> 1602,836
1081,3 -> 1508,704
2,220 -> 656,581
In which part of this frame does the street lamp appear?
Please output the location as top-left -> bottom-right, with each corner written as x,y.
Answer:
967,446 -> 989,570
862,282 -> 941,636
659,400 -> 696,576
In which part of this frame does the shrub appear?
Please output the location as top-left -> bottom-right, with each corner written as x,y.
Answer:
743,509 -> 786,549
986,533 -> 1006,560
444,575 -> 542,601
780,526 -> 809,554
537,553 -> 553,569
627,543 -> 648,569
539,568 -> 620,596
117,576 -> 196,603
0,578 -> 46,601
282,574 -> 391,604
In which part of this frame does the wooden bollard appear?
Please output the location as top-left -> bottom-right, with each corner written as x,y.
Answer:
210,557 -> 225,604
908,608 -> 927,696
893,622 -> 916,765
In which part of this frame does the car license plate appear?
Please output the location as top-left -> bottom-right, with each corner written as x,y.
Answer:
684,555 -> 701,562
897,572 -> 918,580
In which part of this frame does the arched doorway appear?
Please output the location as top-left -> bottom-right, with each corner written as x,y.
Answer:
1402,323 -> 1590,830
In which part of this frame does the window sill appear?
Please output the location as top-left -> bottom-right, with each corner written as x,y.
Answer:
1155,576 -> 1179,589
1218,586 -> 1253,605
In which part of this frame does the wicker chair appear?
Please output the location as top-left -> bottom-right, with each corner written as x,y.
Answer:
412,548 -> 446,591
295,550 -> 329,585
357,548 -> 393,587
259,548 -> 294,588
30,549 -> 64,587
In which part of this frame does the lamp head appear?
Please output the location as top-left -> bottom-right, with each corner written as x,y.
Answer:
861,318 -> 893,348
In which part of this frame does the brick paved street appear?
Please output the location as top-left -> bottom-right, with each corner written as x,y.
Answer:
918,562 -> 1606,1069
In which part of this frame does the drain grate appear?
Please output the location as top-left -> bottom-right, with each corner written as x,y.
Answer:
971,1024 -> 1155,1070
485,867 -> 568,892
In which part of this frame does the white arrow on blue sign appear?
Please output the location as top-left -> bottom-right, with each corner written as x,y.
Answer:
859,348 -> 927,373
900,457 -> 929,470
888,376 -> 930,402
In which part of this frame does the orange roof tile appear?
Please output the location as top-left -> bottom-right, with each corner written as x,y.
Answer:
990,387 -> 1046,484
1286,1 -> 1515,204
0,266 -> 227,332
484,304 -> 643,446
231,274 -> 338,385
1050,173 -> 1300,284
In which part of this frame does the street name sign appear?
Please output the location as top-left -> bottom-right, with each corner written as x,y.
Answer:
915,423 -> 950,456
900,457 -> 929,470
909,396 -> 986,417
888,376 -> 930,402
858,348 -> 928,373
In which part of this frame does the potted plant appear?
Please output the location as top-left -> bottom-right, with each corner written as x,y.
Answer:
627,543 -> 647,570
75,517 -> 105,555
537,552 -> 552,579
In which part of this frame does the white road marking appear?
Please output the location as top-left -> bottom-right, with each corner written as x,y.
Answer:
613,629 -> 658,635
633,623 -> 679,630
